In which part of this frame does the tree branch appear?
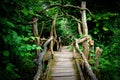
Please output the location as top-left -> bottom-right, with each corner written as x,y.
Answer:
42,4 -> 93,17
66,14 -> 82,23
28,17 -> 38,24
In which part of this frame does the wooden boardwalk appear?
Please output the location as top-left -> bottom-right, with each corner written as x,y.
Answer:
50,46 -> 79,80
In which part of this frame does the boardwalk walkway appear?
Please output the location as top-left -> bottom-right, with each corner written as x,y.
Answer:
50,46 -> 79,80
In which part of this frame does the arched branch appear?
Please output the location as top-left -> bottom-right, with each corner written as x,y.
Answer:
42,4 -> 93,17
66,14 -> 82,24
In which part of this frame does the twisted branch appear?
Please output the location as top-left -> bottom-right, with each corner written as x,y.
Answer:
42,4 -> 93,17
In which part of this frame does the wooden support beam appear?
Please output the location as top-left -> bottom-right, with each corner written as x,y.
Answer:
50,12 -> 58,57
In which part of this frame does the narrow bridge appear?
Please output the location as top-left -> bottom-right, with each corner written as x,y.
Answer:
30,1 -> 102,80
50,46 -> 78,80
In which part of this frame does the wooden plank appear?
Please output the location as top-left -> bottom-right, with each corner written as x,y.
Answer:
53,65 -> 73,68
51,72 -> 76,77
54,56 -> 72,58
55,52 -> 72,53
53,62 -> 73,66
50,46 -> 78,80
52,67 -> 74,70
54,53 -> 73,56
52,69 -> 75,73
54,59 -> 72,62
51,76 -> 77,80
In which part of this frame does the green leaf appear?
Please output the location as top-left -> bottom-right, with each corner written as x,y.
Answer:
32,44 -> 36,50
96,23 -> 99,27
103,27 -> 109,31
87,17 -> 92,20
20,52 -> 25,57
103,17 -> 109,20
23,37 -> 29,41
6,63 -> 14,71
36,46 -> 42,50
28,10 -> 34,15
21,8 -> 28,16
3,51 -> 9,57
30,36 -> 35,40
94,31 -> 97,34
26,45 -> 32,50
90,53 -> 95,57
6,21 -> 15,28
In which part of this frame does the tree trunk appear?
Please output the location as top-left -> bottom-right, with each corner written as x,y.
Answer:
81,1 -> 89,59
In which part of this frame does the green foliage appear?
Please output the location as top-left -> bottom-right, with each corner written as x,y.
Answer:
95,15 -> 120,80
0,0 -> 43,80
0,0 -> 120,80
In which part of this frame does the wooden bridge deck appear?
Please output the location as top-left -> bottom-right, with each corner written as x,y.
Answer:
50,46 -> 79,80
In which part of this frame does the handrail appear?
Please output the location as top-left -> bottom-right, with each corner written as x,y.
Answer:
34,36 -> 54,80
73,39 -> 98,80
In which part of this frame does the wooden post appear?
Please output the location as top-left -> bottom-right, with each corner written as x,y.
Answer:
95,47 -> 102,68
72,43 -> 76,58
53,13 -> 59,51
50,12 -> 58,58
33,16 -> 38,37
78,22 -> 82,36
95,47 -> 102,79
32,16 -> 40,57
89,37 -> 94,60
58,37 -> 62,51
81,1 -> 89,59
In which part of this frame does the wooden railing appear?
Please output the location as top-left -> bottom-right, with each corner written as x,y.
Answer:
33,11 -> 59,80
33,36 -> 54,80
72,36 -> 98,80
71,2 -> 102,80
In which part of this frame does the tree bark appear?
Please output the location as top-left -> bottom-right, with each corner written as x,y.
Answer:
32,17 -> 38,37
77,36 -> 90,44
81,1 -> 89,59
50,12 -> 58,57
78,22 -> 83,36
95,47 -> 102,68
32,16 -> 41,57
